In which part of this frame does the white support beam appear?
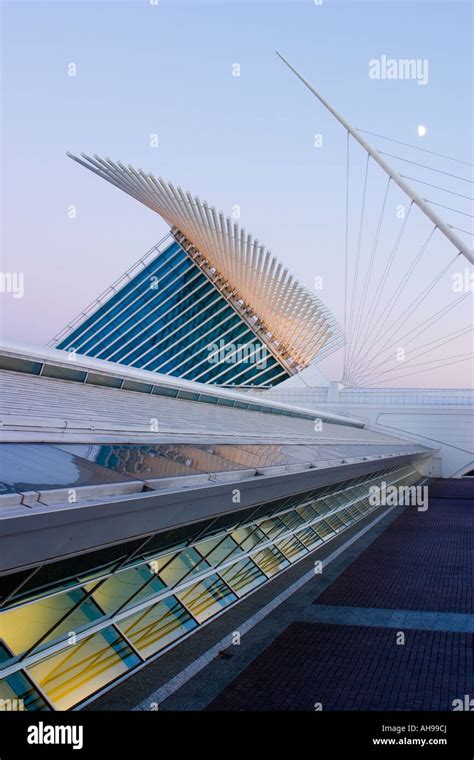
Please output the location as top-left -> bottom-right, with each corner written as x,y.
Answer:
276,51 -> 473,265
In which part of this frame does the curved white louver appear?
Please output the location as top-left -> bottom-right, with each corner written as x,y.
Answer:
67,153 -> 344,370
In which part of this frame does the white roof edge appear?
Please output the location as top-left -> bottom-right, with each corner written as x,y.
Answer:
0,339 -> 363,428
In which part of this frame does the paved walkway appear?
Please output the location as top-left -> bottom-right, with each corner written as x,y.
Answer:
207,624 -> 472,711
305,604 -> 474,633
204,479 -> 474,711
314,479 -> 473,614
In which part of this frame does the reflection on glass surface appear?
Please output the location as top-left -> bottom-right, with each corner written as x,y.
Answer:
0,444 -> 135,493
334,508 -> 353,526
0,671 -> 50,711
219,559 -> 266,597
0,588 -> 103,655
342,505 -> 361,522
176,574 -> 236,622
27,627 -> 140,710
257,516 -> 288,540
296,503 -> 319,522
275,535 -> 307,561
279,511 -> 306,531
195,535 -> 242,566
171,446 -> 245,474
90,444 -> 200,479
54,442 -> 402,482
314,521 -> 336,540
118,596 -> 196,658
325,514 -> 348,533
87,565 -> 165,615
231,525 -> 267,551
312,500 -> 333,517
295,526 -> 322,549
252,546 -> 289,577
157,547 -> 208,588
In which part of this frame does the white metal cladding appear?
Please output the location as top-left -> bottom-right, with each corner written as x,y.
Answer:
1,369 -> 420,445
0,340 -> 360,427
67,153 -> 344,370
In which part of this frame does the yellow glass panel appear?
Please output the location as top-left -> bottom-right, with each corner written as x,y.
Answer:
27,628 -> 139,710
230,526 -> 266,551
118,596 -> 196,658
296,527 -> 321,549
252,546 -> 288,577
157,547 -> 207,588
194,535 -> 241,565
315,521 -> 336,540
85,565 -> 164,615
275,535 -> 307,561
0,590 -> 101,655
218,559 -> 266,597
176,574 -> 236,623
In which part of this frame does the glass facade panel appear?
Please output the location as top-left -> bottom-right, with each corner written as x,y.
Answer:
118,596 -> 196,659
0,671 -> 50,711
0,588 -> 103,655
27,627 -> 140,710
0,444 -> 421,499
86,565 -> 166,615
278,510 -> 306,531
275,535 -> 307,561
257,516 -> 288,541
314,521 -> 336,540
296,503 -> 319,522
58,240 -> 290,388
194,535 -> 242,566
231,525 -> 267,551
324,514 -> 347,533
252,546 -> 289,577
156,548 -> 209,588
295,526 -> 322,549
218,558 -> 266,597
176,574 -> 237,623
0,443 -> 133,493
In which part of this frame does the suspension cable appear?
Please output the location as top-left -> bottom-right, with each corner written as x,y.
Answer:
356,128 -> 474,167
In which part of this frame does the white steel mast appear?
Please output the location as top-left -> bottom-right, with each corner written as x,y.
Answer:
276,51 -> 473,265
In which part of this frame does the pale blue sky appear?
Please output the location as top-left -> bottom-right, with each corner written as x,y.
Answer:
1,0 -> 472,386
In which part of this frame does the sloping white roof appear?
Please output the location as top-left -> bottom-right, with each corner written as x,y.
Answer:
67,153 -> 344,370
0,339 -> 357,427
0,341 -> 431,452
0,368 -> 416,446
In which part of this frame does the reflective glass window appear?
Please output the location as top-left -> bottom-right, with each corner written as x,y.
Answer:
86,565 -> 165,615
218,559 -> 266,597
27,627 -> 140,710
275,535 -> 307,561
117,596 -> 196,658
157,547 -> 209,588
257,516 -> 288,540
0,671 -> 50,711
194,535 -> 242,566
0,588 -> 103,656
314,521 -> 336,540
176,574 -> 236,623
231,526 -> 267,551
296,526 -> 322,549
252,546 -> 289,577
